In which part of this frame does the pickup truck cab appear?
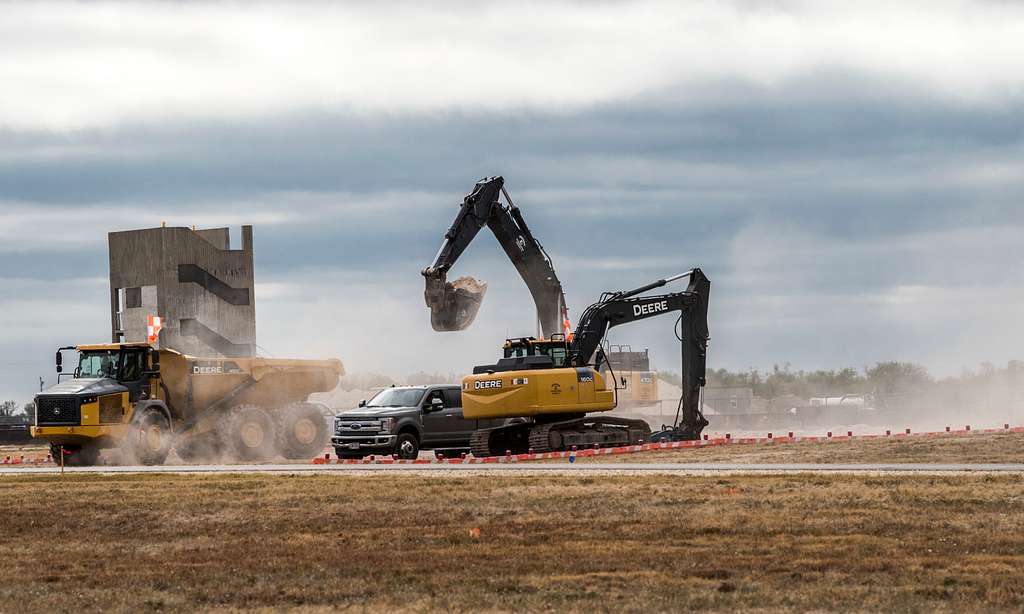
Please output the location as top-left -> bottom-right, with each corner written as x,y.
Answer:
332,385 -> 489,459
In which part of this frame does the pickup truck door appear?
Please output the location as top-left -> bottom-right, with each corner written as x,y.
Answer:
420,388 -> 475,447
443,388 -> 476,445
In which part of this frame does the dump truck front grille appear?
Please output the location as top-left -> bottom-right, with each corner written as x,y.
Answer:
36,396 -> 81,426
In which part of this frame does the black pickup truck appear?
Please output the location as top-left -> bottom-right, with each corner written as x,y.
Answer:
332,385 -> 499,459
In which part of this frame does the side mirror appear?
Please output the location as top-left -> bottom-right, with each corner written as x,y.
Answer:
358,400 -> 366,408
430,397 -> 444,410
55,351 -> 63,374
150,351 -> 160,371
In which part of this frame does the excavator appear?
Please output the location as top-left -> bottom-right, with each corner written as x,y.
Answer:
461,269 -> 711,457
422,176 -> 569,338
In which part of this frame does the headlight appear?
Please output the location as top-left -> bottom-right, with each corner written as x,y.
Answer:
379,417 -> 394,433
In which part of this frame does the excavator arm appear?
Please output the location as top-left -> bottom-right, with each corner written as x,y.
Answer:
569,268 -> 711,440
422,176 -> 567,337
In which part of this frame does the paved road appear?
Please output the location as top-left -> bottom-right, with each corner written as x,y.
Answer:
3,462 -> 1024,476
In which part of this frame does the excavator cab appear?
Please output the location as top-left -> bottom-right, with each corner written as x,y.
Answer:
502,335 -> 571,366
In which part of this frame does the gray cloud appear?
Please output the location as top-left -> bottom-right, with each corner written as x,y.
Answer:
2,3 -> 1024,404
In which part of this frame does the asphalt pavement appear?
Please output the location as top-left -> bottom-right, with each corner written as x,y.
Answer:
3,462 -> 1024,475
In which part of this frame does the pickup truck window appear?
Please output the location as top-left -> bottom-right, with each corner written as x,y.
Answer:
443,389 -> 462,408
366,388 -> 426,408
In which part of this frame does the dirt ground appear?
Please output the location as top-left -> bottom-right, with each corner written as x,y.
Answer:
5,430 -> 1023,468
1,472 -> 1022,612
567,431 -> 1024,465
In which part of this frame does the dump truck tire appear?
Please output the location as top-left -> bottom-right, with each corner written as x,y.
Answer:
50,443 -> 99,467
129,408 -> 173,466
220,405 -> 277,461
276,402 -> 329,460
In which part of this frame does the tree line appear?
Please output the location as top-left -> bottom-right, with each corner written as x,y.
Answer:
659,361 -> 1021,401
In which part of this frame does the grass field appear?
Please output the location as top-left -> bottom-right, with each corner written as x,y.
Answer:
568,431 -> 1024,465
2,472 -> 1022,611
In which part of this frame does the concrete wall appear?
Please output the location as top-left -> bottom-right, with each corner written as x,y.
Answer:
109,225 -> 256,357
704,386 -> 754,415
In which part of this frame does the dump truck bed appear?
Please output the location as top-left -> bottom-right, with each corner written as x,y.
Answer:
159,350 -> 344,418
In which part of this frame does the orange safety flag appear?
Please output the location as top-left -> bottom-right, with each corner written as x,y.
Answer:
562,306 -> 574,342
147,315 -> 163,344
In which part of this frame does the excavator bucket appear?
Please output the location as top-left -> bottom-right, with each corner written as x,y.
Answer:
424,275 -> 488,331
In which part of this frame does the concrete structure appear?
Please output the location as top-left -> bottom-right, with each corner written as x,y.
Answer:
703,386 -> 754,415
109,225 -> 256,357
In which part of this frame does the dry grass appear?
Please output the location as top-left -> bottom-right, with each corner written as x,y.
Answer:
571,431 -> 1024,465
1,472 -> 1022,612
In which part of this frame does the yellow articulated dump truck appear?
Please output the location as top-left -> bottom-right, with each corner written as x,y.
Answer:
31,343 -> 343,466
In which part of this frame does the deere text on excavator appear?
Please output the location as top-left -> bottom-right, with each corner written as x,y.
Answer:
461,269 -> 711,457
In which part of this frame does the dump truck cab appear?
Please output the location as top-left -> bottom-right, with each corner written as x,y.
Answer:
33,343 -> 172,466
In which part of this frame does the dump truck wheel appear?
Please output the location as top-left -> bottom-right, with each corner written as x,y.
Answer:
129,409 -> 173,466
221,405 -> 277,461
50,443 -> 99,467
276,402 -> 329,460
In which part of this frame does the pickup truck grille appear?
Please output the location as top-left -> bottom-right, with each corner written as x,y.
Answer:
335,420 -> 383,434
36,396 -> 80,426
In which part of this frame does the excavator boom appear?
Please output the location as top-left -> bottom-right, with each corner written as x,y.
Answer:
422,176 -> 567,336
570,269 -> 711,440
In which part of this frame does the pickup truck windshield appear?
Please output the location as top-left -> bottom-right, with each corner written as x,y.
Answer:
366,388 -> 426,408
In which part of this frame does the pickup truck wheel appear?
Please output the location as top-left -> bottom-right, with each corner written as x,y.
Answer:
276,402 -> 329,459
128,408 -> 172,466
220,405 -> 277,462
50,443 -> 99,467
394,432 -> 419,460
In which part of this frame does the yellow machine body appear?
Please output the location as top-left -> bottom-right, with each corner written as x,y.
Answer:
602,370 -> 659,405
462,367 -> 616,419
32,343 -> 342,448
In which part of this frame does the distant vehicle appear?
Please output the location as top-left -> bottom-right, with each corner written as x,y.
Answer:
332,385 -> 492,459
808,395 -> 871,408
0,414 -> 32,445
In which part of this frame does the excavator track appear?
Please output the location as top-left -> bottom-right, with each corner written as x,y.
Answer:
470,422 -> 533,458
469,429 -> 495,458
528,422 -> 558,453
528,416 -> 652,454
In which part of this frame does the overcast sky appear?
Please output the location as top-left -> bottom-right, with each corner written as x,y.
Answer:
2,1 -> 1023,403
